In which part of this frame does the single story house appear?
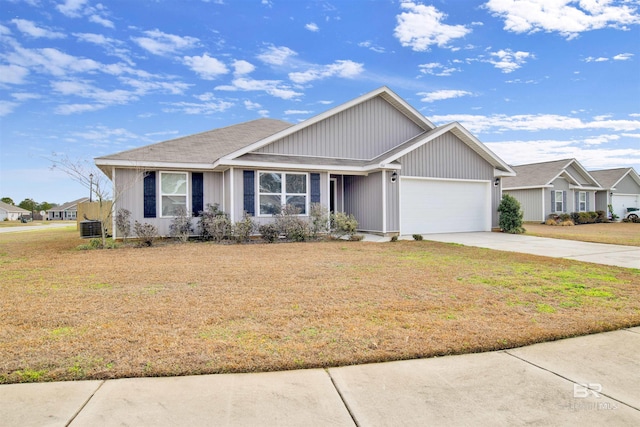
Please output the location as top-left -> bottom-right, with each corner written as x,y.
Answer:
502,159 -> 602,222
47,198 -> 89,221
95,86 -> 515,238
590,167 -> 640,219
0,201 -> 30,221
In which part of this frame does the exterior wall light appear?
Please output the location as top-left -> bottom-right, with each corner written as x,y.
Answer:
391,171 -> 398,183
494,177 -> 500,187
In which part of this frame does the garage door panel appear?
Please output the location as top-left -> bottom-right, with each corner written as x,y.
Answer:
400,178 -> 490,234
612,194 -> 639,219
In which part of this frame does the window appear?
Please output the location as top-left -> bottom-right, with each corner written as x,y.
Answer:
578,192 -> 587,212
555,191 -> 563,212
258,172 -> 308,215
160,172 -> 188,217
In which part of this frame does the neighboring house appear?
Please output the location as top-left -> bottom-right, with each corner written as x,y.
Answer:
590,167 -> 640,219
0,201 -> 30,221
502,159 -> 602,222
95,86 -> 515,238
47,198 -> 89,220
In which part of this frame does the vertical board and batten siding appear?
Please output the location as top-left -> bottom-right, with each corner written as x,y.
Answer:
114,168 -> 223,237
385,171 -> 400,232
344,173 -> 383,232
595,191 -> 609,212
398,132 -> 494,180
564,164 -> 591,185
615,174 -> 640,194
255,97 -> 425,160
398,132 -> 498,227
503,188 -> 544,222
233,169 -> 330,225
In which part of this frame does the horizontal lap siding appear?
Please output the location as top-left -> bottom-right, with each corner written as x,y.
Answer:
344,173 -> 382,232
256,97 -> 424,160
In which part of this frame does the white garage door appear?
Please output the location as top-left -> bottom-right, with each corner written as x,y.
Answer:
400,178 -> 491,234
612,194 -> 639,219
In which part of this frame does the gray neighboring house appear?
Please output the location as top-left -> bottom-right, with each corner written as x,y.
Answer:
590,167 -> 640,219
95,86 -> 515,238
0,201 -> 30,221
47,198 -> 89,220
502,159 -> 602,222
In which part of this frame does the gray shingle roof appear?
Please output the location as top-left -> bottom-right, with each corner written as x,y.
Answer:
502,159 -> 573,188
589,168 -> 631,189
96,118 -> 292,164
0,201 -> 30,213
49,198 -> 89,212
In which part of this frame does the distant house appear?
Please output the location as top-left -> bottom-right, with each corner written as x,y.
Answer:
590,168 -> 640,219
0,201 -> 30,221
95,86 -> 515,238
502,159 -> 602,222
47,198 -> 89,221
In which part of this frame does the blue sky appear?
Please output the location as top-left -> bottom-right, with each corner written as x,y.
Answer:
1,0 -> 639,205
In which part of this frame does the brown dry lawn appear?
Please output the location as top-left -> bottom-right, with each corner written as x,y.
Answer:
525,222 -> 640,246
1,228 -> 639,384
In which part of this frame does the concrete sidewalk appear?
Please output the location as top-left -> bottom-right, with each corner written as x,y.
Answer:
361,232 -> 640,269
2,327 -> 639,426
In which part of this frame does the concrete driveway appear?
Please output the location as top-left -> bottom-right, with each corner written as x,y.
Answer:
417,232 -> 640,269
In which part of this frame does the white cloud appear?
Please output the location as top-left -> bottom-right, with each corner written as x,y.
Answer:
486,138 -> 640,169
163,99 -> 234,115
7,46 -> 101,76
216,77 -> 302,100
419,89 -> 472,103
11,19 -> 66,39
485,0 -> 640,40
305,23 -> 319,32
585,56 -> 609,62
0,100 -> 19,116
55,103 -> 107,115
285,110 -> 312,115
358,41 -> 385,53
288,60 -> 364,84
133,29 -> 199,56
56,0 -> 88,17
11,92 -> 41,101
487,49 -> 532,73
613,53 -> 633,61
88,14 -> 114,28
431,113 -> 640,133
244,100 -> 261,110
419,62 -> 460,76
183,54 -> 228,79
257,45 -> 297,65
0,64 -> 29,84
394,2 -> 471,51
233,60 -> 255,75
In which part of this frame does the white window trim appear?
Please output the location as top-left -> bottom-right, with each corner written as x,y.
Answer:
578,191 -> 587,212
555,191 -> 564,213
159,171 -> 189,218
257,171 -> 309,217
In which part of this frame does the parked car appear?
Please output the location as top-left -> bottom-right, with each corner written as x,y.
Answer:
624,208 -> 639,220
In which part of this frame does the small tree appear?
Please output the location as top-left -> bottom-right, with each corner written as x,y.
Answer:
498,194 -> 525,234
115,209 -> 132,243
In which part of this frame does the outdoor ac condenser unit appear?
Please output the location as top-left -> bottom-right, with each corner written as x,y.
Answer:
80,220 -> 102,238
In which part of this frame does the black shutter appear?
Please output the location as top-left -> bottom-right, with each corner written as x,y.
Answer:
310,173 -> 321,204
192,172 -> 204,217
243,170 -> 255,216
143,171 -> 156,218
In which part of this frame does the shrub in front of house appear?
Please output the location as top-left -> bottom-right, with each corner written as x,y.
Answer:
275,204 -> 310,242
169,206 -> 192,243
330,211 -> 358,239
308,203 -> 329,239
115,208 -> 132,242
259,223 -> 280,243
199,204 -> 232,242
232,212 -> 256,243
133,221 -> 158,246
498,194 -> 525,234
412,234 -> 423,240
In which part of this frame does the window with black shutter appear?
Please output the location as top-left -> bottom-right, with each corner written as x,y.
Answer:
192,172 -> 204,216
243,170 -> 255,216
143,171 -> 156,218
